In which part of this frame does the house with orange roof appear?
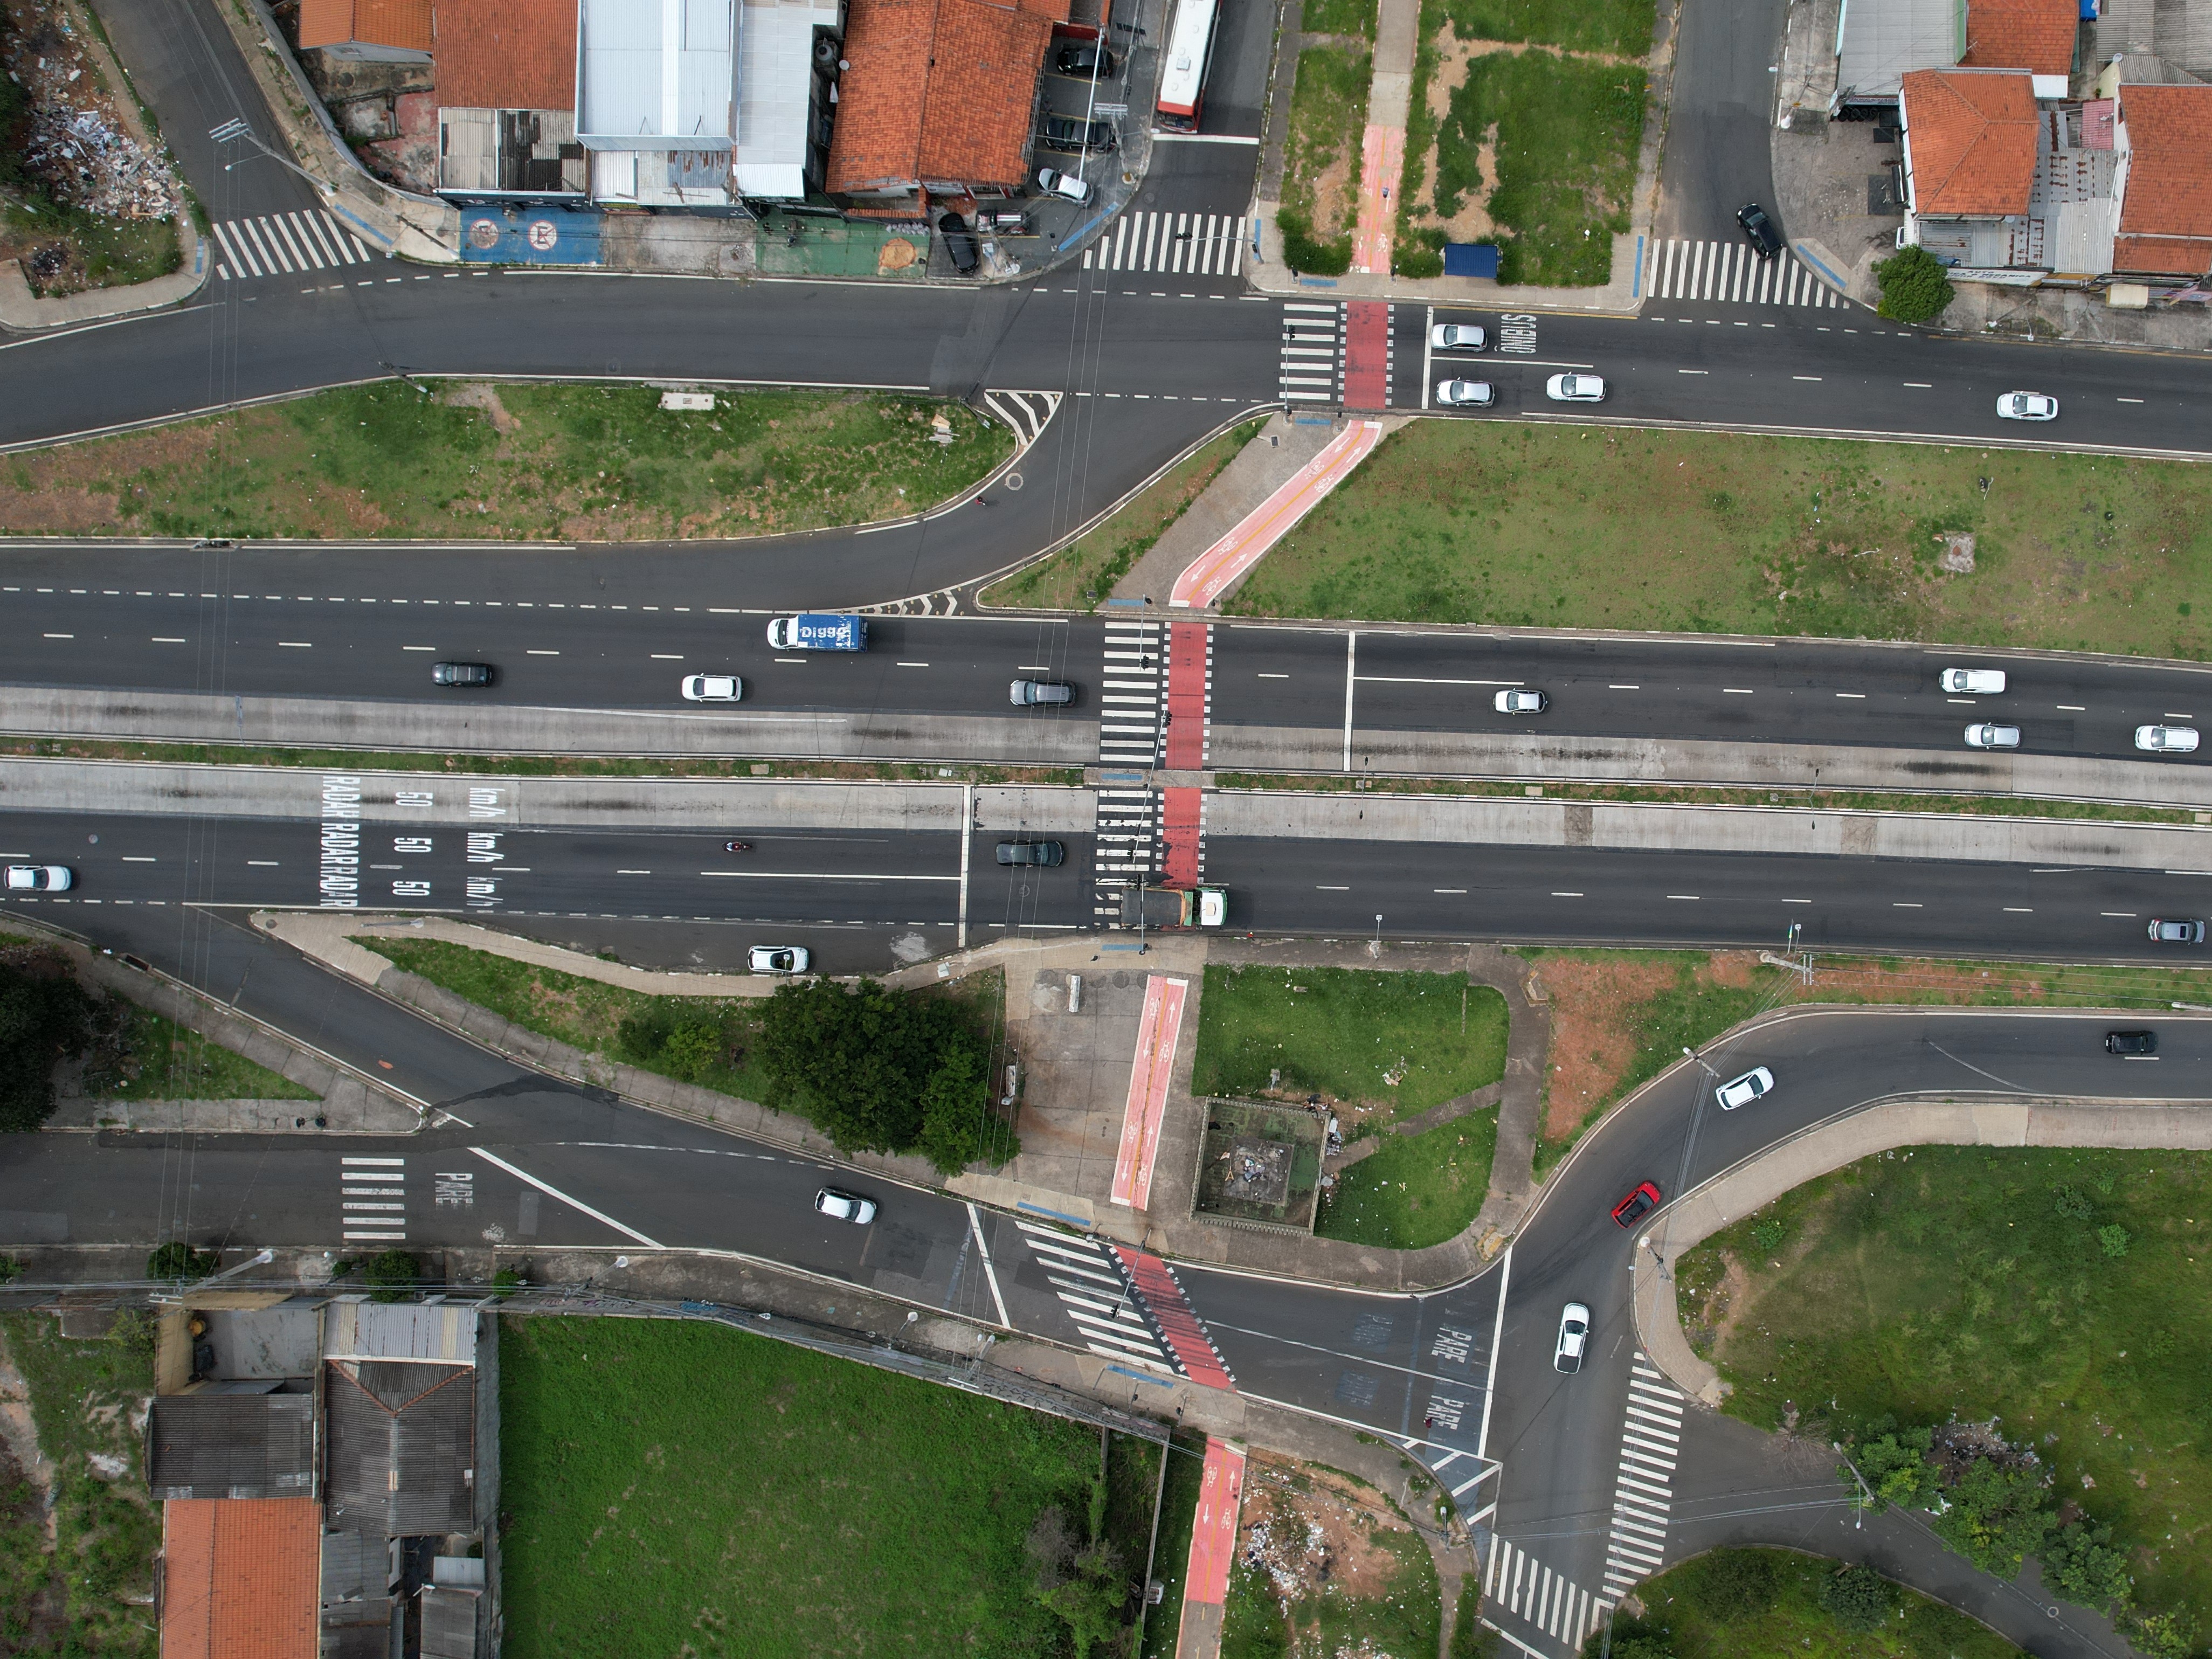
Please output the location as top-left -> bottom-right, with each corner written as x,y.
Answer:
2110,80 -> 2212,274
433,0 -> 587,197
298,0 -> 434,64
160,1498 -> 321,1659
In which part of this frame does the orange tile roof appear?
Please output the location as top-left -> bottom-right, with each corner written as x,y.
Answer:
435,0 -> 578,110
1960,0 -> 2077,77
299,0 -> 433,52
161,1499 -> 320,1659
827,0 -> 1053,193
1902,69 -> 2039,216
2116,84 -> 2212,272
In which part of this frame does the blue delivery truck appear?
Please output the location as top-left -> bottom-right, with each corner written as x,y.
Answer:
766,614 -> 868,651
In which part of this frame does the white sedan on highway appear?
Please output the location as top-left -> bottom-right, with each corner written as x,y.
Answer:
1965,722 -> 2021,749
1545,373 -> 1606,403
1996,391 -> 2058,421
4,865 -> 72,892
1494,688 -> 1548,713
1435,379 -> 1494,407
1431,323 -> 1487,351
2136,724 -> 2201,754
681,674 -> 743,702
1939,668 -> 2006,694
1716,1066 -> 1775,1110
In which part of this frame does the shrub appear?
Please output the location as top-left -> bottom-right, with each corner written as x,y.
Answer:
2051,1184 -> 2094,1221
1748,1212 -> 1787,1253
1275,208 -> 1352,276
1851,1426 -> 1937,1511
146,1242 -> 219,1281
2097,1223 -> 2130,1258
1581,1617 -> 1673,1658
1817,1563 -> 1898,1631
362,1249 -> 420,1303
1874,245 -> 1955,323
0,959 -> 96,1131
1694,1549 -> 1779,1621
2041,1518 -> 2132,1613
2124,1609 -> 2199,1659
1929,1456 -> 2052,1578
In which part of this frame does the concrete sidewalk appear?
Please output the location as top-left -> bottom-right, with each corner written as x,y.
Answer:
1632,1093 -> 2212,1405
1213,725 -> 2212,811
1208,787 -> 2212,868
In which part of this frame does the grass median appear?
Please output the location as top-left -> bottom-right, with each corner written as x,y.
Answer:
499,1314 -> 1163,1658
0,380 -> 1010,542
1277,44 -> 1372,274
1677,1149 -> 2212,1648
1228,423 -> 2212,661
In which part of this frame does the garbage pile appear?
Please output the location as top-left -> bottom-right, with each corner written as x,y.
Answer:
3,3 -> 182,219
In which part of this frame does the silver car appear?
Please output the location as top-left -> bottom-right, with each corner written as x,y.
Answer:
3,865 -> 72,892
1545,373 -> 1606,403
1996,391 -> 2058,421
2135,724 -> 2200,754
1435,379 -> 1494,407
813,1187 -> 878,1225
1494,688 -> 1548,714
1036,166 -> 1090,204
1554,1302 -> 1590,1373
2149,918 -> 2206,944
1431,323 -> 1487,351
1939,668 -> 2006,695
1964,723 -> 2021,749
1011,679 -> 1075,706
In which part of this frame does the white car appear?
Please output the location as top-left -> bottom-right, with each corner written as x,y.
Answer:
680,673 -> 743,703
1036,166 -> 1090,204
2136,724 -> 2201,754
1431,323 -> 1487,351
1545,373 -> 1606,403
1494,688 -> 1548,714
1996,391 -> 2058,421
749,945 -> 811,974
1554,1303 -> 1589,1373
1939,668 -> 2006,695
1435,379 -> 1494,407
1964,723 -> 2021,749
3,865 -> 71,892
1716,1065 -> 1774,1111
813,1187 -> 878,1225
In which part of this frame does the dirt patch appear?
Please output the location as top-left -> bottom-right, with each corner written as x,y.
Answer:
439,383 -> 521,435
1309,148 -> 1359,243
1530,952 -> 1690,1142
1239,1449 -> 1419,1607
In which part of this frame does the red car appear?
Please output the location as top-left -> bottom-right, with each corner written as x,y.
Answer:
1611,1181 -> 1662,1228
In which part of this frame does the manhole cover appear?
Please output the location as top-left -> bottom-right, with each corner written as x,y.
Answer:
1113,970 -> 1130,988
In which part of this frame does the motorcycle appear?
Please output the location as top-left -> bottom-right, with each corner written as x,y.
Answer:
723,840 -> 752,853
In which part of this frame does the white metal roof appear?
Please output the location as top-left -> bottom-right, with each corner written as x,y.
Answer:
733,0 -> 841,197
579,0 -> 740,149
1837,0 -> 1964,99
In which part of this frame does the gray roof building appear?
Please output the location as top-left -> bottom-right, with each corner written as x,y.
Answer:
147,1392 -> 317,1501
324,1363 -> 478,1537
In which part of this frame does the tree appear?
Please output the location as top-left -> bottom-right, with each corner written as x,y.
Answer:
1930,1457 -> 2053,1578
147,1242 -> 219,1281
362,1248 -> 420,1303
1817,1563 -> 1898,1631
756,978 -> 998,1159
1582,1617 -> 1673,1658
0,960 -> 95,1132
1851,1426 -> 1937,1511
1874,245 -> 1955,323
2041,1518 -> 2133,1613
915,1041 -> 994,1175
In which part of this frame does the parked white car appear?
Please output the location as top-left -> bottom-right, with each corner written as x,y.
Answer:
1035,166 -> 1090,204
1554,1303 -> 1590,1373
1939,668 -> 2006,695
681,674 -> 743,702
2136,724 -> 2201,754
1545,373 -> 1606,403
1716,1065 -> 1775,1111
3,865 -> 71,892
1996,391 -> 2058,421
1430,323 -> 1487,351
1435,379 -> 1494,407
749,945 -> 811,974
1964,723 -> 2021,749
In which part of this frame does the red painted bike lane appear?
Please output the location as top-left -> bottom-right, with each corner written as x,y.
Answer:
1342,300 -> 1391,411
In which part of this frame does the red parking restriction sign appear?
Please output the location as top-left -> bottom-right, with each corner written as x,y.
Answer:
527,219 -> 558,252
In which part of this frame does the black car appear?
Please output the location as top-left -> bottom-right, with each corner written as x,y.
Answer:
996,840 -> 1065,867
1055,42 -> 1116,76
938,211 -> 979,275
431,661 -> 493,687
1736,202 -> 1782,259
2105,1029 -> 2159,1056
1039,115 -> 1117,154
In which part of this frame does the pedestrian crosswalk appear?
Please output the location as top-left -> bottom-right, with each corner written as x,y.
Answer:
212,209 -> 374,281
1280,302 -> 1340,403
1484,1538 -> 1604,1652
1642,238 -> 1851,308
1082,210 -> 1247,278
1600,1354 -> 1684,1598
1094,786 -> 1157,920
340,1155 -> 406,1244
1098,619 -> 1163,765
1016,1220 -> 1179,1374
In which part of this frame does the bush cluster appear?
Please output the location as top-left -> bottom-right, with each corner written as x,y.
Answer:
1873,245 -> 1956,323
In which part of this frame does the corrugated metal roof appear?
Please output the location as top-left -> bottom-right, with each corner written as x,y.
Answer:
148,1394 -> 315,1501
733,0 -> 842,198
322,1303 -> 478,1366
419,1586 -> 481,1659
323,1365 -> 475,1537
580,0 -> 740,148
1840,0 -> 1965,98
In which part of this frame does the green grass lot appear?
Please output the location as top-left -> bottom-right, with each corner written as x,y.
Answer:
1604,1547 -> 2021,1659
1434,0 -> 1653,53
1301,0 -> 1378,34
0,1312 -> 160,1658
981,420 -> 1262,611
1192,965 -> 1508,1126
0,381 -> 1010,542
1277,45 -> 1372,275
0,201 -> 180,295
1318,1105 -> 1497,1249
100,1008 -> 316,1101
500,1315 -> 1160,1658
358,938 -> 773,1104
1228,423 -> 2212,660
1678,1150 -> 2212,1635
1430,53 -> 1643,286
1139,1433 -> 1210,1659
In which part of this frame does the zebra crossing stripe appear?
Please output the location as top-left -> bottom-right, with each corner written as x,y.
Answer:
1644,237 -> 1849,308
341,1154 -> 406,1242
1016,1221 -> 1179,1373
1597,1352 -> 1684,1597
214,210 -> 372,282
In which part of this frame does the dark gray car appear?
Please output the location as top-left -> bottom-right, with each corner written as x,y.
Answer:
1010,679 -> 1075,706
432,661 -> 493,687
996,841 -> 1065,867
1039,115 -> 1116,153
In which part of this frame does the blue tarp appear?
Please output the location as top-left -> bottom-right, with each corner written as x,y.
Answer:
1442,243 -> 1501,279
459,209 -> 603,265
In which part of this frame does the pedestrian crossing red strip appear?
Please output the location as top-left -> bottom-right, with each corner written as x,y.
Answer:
1342,300 -> 1391,409
1163,622 -> 1211,768
1115,1246 -> 1236,1390
1160,787 -> 1202,887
